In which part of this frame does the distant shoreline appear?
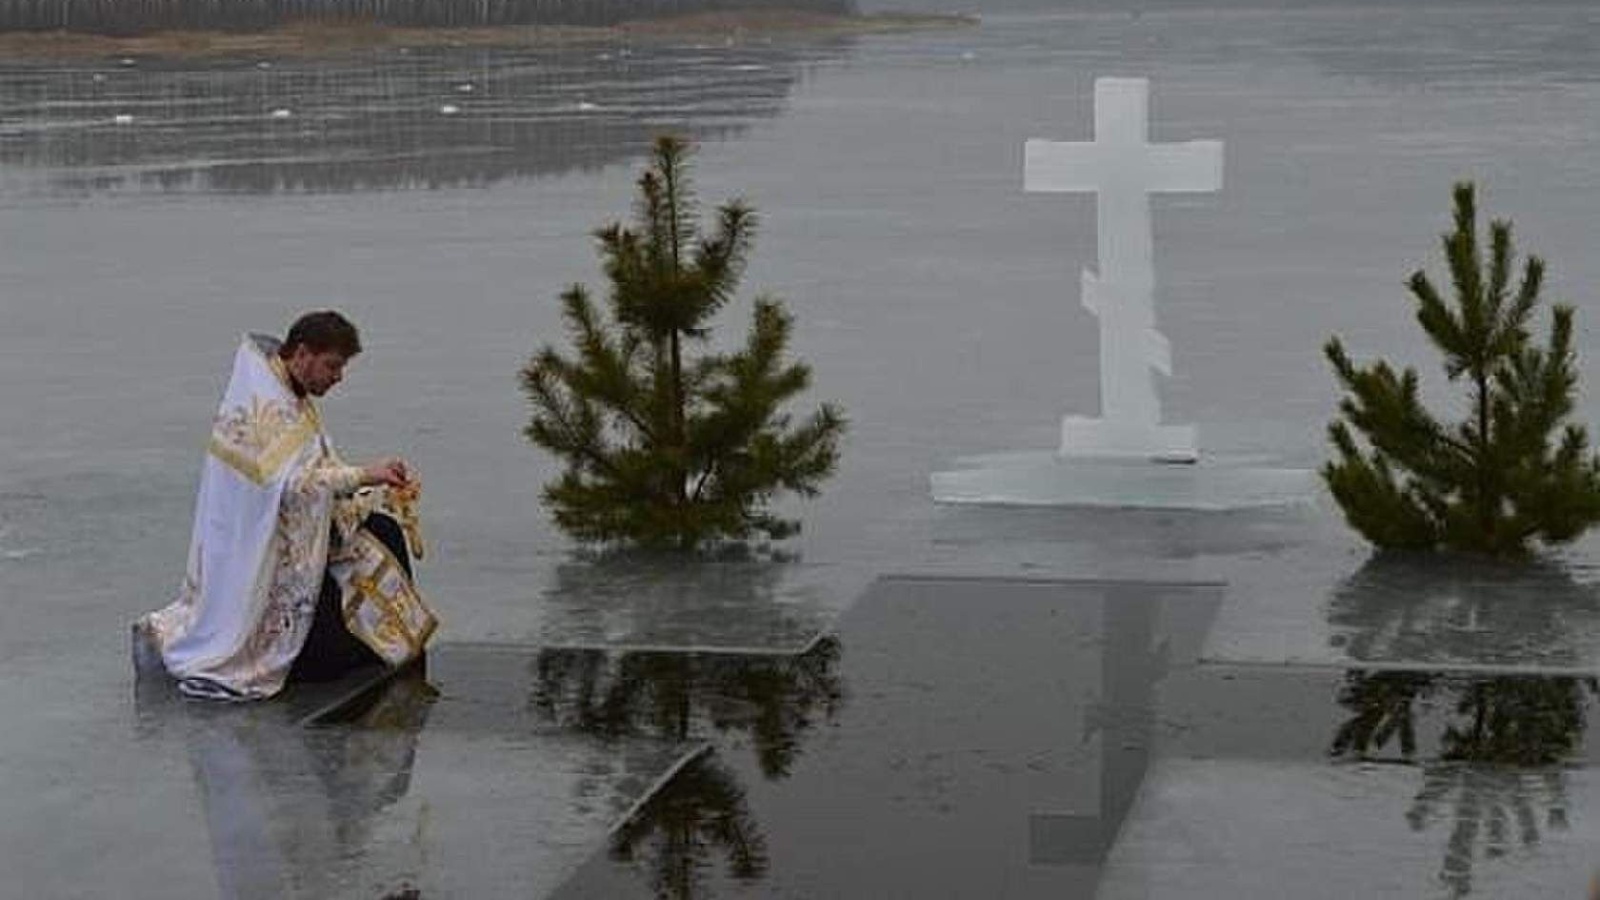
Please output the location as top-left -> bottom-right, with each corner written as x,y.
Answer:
0,11 -> 977,60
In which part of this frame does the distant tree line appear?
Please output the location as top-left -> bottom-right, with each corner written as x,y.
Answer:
0,0 -> 854,36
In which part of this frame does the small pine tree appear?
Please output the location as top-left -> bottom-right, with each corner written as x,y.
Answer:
521,135 -> 846,550
1323,181 -> 1600,557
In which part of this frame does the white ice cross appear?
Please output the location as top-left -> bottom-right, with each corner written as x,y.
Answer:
1025,78 -> 1222,459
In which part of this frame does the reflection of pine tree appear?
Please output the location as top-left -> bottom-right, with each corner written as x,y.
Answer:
1332,673 -> 1595,897
1330,670 -> 1437,760
1441,677 -> 1594,764
1325,553 -> 1600,668
1331,673 -> 1593,762
707,636 -> 842,777
1406,766 -> 1569,899
611,753 -> 767,900
534,643 -> 840,897
531,637 -> 843,776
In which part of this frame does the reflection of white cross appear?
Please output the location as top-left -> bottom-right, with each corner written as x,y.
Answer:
1025,78 -> 1222,462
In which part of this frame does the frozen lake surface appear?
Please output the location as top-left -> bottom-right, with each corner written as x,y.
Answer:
8,2 -> 1600,896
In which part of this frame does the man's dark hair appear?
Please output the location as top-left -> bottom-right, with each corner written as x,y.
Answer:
282,310 -> 361,358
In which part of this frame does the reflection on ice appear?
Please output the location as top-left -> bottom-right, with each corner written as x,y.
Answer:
1406,765 -> 1572,899
0,0 -> 852,33
554,576 -> 1224,897
0,42 -> 845,194
1096,758 -> 1599,900
1330,669 -> 1595,898
137,644 -> 737,898
606,749 -> 768,900
1328,555 -> 1600,671
145,666 -> 438,900
531,637 -> 844,896
532,638 -> 843,777
1332,671 -> 1597,765
538,552 -> 829,650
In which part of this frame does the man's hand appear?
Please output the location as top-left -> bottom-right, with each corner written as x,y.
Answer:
360,458 -> 412,489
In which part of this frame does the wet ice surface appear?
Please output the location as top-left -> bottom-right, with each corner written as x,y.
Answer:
549,578 -> 1600,898
10,2 -> 1600,897
128,657 -> 690,900
552,577 -> 1224,898
1206,548 -> 1600,674
1099,761 -> 1600,900
0,44 -> 838,194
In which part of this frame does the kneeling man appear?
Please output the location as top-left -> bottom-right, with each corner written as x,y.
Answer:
138,311 -> 437,700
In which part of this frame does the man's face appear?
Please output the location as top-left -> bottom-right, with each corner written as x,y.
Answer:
287,346 -> 350,397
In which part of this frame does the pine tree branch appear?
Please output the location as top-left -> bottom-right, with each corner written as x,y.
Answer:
1410,273 -> 1468,378
1487,220 -> 1512,315
693,201 -> 756,321
1447,182 -> 1485,373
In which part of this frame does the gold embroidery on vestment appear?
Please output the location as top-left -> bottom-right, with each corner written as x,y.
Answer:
208,396 -> 315,485
340,529 -> 438,665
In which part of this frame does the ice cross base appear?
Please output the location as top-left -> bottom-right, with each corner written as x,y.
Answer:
1060,418 -> 1198,465
930,451 -> 1317,510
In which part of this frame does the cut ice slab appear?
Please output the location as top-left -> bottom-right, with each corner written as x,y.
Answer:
930,451 -> 1318,511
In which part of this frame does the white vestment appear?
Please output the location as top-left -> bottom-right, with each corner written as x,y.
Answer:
139,334 -> 437,700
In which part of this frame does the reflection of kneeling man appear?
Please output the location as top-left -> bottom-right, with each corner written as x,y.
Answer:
138,311 -> 437,700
